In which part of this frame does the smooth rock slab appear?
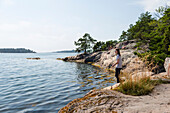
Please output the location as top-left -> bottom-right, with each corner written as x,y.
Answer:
59,84 -> 170,113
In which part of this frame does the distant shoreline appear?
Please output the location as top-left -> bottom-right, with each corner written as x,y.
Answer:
0,48 -> 36,53
53,50 -> 76,53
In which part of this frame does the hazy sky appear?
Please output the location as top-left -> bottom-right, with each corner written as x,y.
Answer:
0,0 -> 169,52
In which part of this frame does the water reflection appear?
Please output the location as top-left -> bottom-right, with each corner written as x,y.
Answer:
75,63 -> 116,91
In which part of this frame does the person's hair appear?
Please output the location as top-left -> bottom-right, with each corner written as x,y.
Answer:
116,48 -> 121,56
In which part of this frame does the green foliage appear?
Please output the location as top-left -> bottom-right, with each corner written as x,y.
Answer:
155,5 -> 170,19
149,8 -> 170,54
119,31 -> 128,42
137,47 -> 142,50
93,41 -> 105,52
131,12 -> 155,42
74,33 -> 97,53
134,51 -> 170,72
121,6 -> 170,72
106,40 -> 118,47
93,40 -> 118,52
75,33 -> 118,53
119,12 -> 154,42
134,42 -> 142,48
117,77 -> 161,96
146,7 -> 170,71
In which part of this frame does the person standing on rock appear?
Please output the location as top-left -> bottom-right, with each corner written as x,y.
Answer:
112,49 -> 122,83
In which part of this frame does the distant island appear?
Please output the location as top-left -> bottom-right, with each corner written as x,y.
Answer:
53,50 -> 76,53
0,48 -> 36,53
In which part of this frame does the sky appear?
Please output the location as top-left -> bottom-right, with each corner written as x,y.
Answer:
0,0 -> 170,52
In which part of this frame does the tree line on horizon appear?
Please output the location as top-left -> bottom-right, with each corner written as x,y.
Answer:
74,6 -> 170,72
0,48 -> 36,53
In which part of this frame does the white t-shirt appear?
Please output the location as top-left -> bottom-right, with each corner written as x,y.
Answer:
116,55 -> 122,68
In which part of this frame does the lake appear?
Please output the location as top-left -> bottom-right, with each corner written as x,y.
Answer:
0,53 -> 116,113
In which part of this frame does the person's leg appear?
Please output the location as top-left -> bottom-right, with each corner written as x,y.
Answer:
117,68 -> 121,75
117,68 -> 121,83
115,68 -> 120,83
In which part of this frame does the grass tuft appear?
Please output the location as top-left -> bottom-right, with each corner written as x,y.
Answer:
116,77 -> 162,96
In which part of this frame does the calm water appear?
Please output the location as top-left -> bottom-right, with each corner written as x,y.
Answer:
0,53 -> 117,113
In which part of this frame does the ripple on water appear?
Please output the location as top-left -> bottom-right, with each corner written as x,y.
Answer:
0,53 -> 116,113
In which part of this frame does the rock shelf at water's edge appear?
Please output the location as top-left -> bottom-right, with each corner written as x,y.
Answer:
57,41 -> 170,113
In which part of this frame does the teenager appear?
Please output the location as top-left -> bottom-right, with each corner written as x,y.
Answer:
112,49 -> 122,83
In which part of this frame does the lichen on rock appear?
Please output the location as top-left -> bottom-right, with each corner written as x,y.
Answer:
58,89 -> 127,113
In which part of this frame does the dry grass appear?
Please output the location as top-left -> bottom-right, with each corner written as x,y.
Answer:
116,77 -> 161,96
116,57 -> 165,96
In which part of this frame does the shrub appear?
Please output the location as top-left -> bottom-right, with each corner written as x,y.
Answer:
116,77 -> 160,96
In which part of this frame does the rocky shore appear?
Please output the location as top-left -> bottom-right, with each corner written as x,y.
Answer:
58,40 -> 170,113
59,84 -> 170,113
58,40 -> 168,79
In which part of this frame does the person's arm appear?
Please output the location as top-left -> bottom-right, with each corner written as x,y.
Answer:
112,58 -> 119,67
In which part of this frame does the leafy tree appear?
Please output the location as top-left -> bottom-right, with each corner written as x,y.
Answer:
93,41 -> 105,52
126,24 -> 135,40
134,7 -> 170,72
74,33 -> 97,54
93,40 -> 118,52
154,6 -> 170,19
120,12 -> 155,43
119,31 -> 128,42
106,40 -> 118,47
119,6 -> 170,72
149,8 -> 170,55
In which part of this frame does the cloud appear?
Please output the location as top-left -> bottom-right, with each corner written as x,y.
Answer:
135,0 -> 170,12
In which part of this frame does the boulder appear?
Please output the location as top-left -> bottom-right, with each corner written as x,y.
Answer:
84,52 -> 102,63
164,57 -> 170,76
96,49 -> 116,68
151,72 -> 169,79
78,49 -> 139,71
132,72 -> 154,80
75,53 -> 89,60
164,57 -> 170,71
